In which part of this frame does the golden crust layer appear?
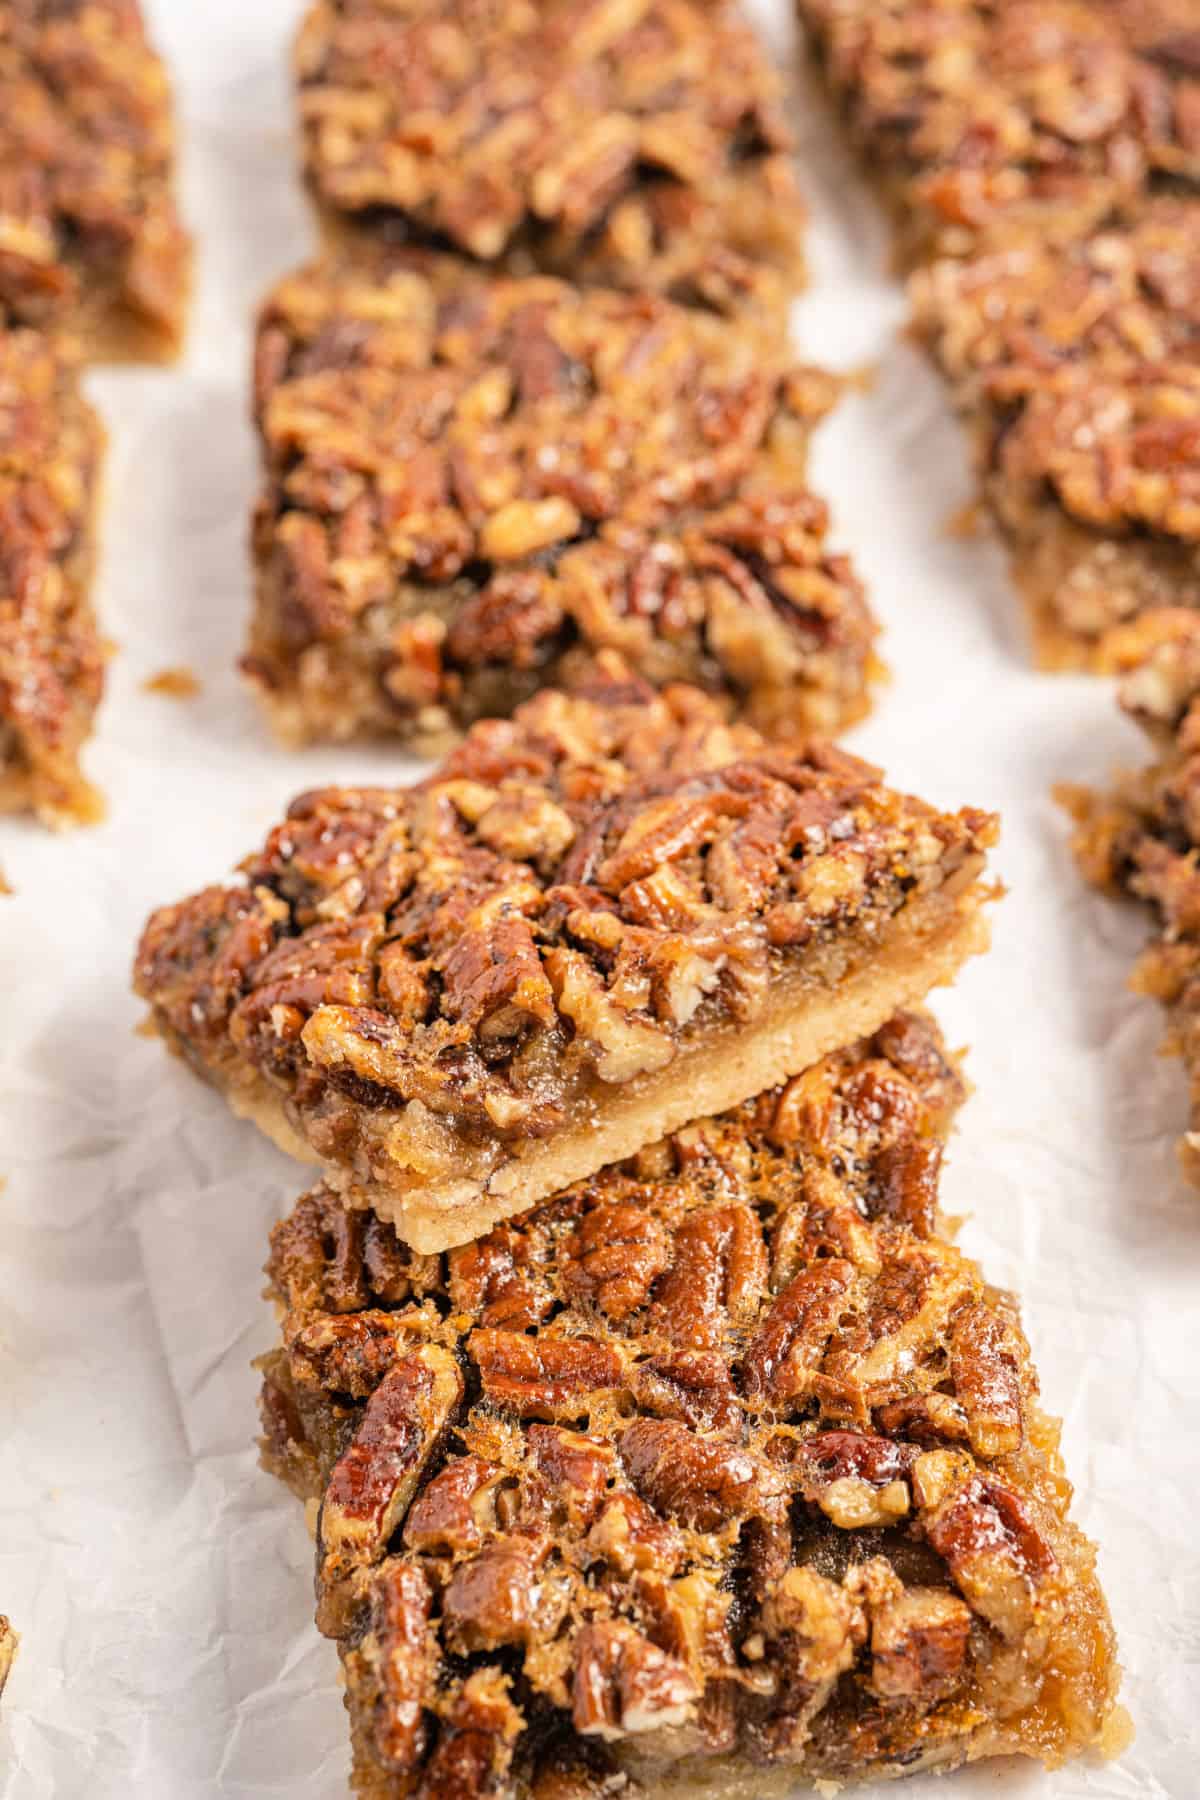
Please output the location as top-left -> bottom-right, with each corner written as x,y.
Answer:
246,250 -> 876,750
0,326 -> 105,828
259,1014 -> 1121,1798
0,0 -> 191,360
296,0 -> 805,319
134,657 -> 996,1250
1060,608 -> 1200,1179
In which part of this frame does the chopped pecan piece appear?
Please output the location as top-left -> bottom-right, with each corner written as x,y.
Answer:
923,1474 -> 1062,1644
619,1419 -> 785,1532
419,1670 -> 523,1800
754,1565 -> 867,1754
442,1538 -> 569,1655
572,1621 -> 699,1741
651,1204 -> 768,1350
868,1586 -> 973,1702
317,1345 -> 462,1633
470,1329 -> 626,1419
741,1260 -> 855,1407
355,1561 -> 432,1775
403,1457 -> 504,1556
561,1198 -> 671,1321
135,654 -> 995,1252
631,1351 -> 741,1436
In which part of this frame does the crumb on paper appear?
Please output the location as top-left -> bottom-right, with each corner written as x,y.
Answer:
143,665 -> 201,699
0,866 -> 11,896
1101,1706 -> 1136,1759
944,499 -> 983,539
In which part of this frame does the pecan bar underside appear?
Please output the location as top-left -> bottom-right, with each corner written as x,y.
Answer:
247,253 -> 876,752
135,659 -> 995,1253
259,1015 -> 1122,1798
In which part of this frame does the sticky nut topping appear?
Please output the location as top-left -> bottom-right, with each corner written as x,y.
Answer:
258,1012 -> 1118,1792
136,655 -> 996,1204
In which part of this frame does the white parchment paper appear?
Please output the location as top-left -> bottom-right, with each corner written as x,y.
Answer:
0,0 -> 1196,1792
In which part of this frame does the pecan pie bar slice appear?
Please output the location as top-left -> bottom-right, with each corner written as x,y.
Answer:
246,251 -> 877,750
135,657 -> 996,1252
258,1012 -> 1123,1796
0,326 -> 105,827
796,0 -> 1200,270
910,199 -> 1200,669
1061,609 -> 1200,1180
0,0 -> 191,361
295,0 -> 805,322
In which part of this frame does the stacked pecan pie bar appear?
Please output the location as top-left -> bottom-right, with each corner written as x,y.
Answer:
133,662 -> 1128,1786
797,0 -> 1200,667
0,0 -> 190,825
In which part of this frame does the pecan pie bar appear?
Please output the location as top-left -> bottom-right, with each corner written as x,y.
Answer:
910,200 -> 1200,668
0,0 -> 190,361
0,326 -> 105,827
295,0 -> 805,321
1061,609 -> 1200,1180
258,1012 -> 1123,1796
246,252 -> 877,750
797,0 -> 1200,270
135,657 -> 996,1251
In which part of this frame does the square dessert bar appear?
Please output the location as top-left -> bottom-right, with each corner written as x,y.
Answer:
259,1013 -> 1122,1796
0,0 -> 190,361
0,327 -> 105,827
247,252 -> 878,750
135,656 -> 997,1252
1061,610 -> 1200,1181
797,0 -> 1200,268
295,0 -> 806,319
910,201 -> 1200,668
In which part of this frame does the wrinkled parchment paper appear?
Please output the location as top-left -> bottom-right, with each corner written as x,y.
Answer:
0,0 -> 1196,1792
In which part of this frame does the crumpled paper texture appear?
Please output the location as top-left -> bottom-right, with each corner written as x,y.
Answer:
0,0 -> 1195,1793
